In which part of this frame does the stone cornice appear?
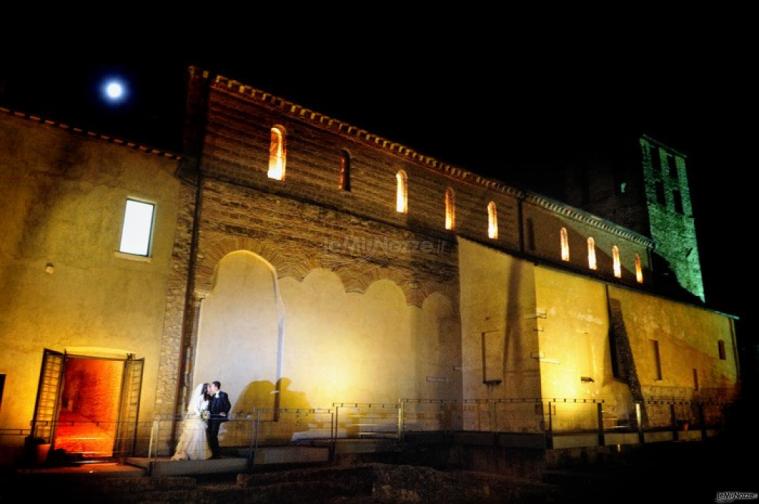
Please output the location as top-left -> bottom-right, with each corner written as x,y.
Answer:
524,192 -> 655,247
641,134 -> 687,158
200,68 -> 524,197
195,67 -> 655,249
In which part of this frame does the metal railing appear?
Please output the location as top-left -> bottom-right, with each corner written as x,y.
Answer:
400,399 -> 462,435
13,395 -> 734,467
332,402 -> 400,440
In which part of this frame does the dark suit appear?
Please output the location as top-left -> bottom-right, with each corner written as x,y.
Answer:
207,391 -> 231,458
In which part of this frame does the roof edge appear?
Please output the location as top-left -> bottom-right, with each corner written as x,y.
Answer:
0,106 -> 183,161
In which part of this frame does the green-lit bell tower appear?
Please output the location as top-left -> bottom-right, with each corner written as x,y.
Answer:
640,135 -> 704,301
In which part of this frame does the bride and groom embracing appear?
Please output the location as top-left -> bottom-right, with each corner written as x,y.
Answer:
171,381 -> 232,460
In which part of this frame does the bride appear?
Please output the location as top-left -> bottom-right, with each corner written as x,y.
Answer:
171,382 -> 212,460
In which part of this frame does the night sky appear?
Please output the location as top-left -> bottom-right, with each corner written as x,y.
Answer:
0,52 -> 755,362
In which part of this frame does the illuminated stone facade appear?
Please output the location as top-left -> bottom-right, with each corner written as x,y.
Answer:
0,67 -> 739,463
0,108 -> 184,463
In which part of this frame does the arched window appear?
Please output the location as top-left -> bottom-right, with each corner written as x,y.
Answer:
487,201 -> 498,239
587,237 -> 597,270
560,227 -> 570,261
339,150 -> 351,191
267,125 -> 286,181
612,245 -> 622,278
396,170 -> 408,213
444,187 -> 456,231
635,254 -> 644,284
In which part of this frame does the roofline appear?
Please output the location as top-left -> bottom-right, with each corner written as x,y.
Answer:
193,67 -> 655,249
641,134 -> 688,158
523,191 -> 654,247
497,242 -> 738,320
0,106 -> 183,161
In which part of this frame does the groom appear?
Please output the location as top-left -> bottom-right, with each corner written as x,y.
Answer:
206,380 -> 231,459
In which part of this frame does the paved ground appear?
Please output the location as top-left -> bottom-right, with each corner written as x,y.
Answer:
2,407 -> 756,504
16,461 -> 144,476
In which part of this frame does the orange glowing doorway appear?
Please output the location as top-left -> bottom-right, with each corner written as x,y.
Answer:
31,350 -> 144,460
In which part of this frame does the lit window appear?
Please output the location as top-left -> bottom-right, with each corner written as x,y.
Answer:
396,170 -> 408,213
612,245 -> 622,278
587,237 -> 597,270
339,150 -> 351,191
487,201 -> 498,239
635,254 -> 644,283
119,199 -> 155,256
444,187 -> 456,231
268,126 -> 286,181
560,227 -> 570,261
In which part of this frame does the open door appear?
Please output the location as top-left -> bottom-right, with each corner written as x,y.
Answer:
114,356 -> 144,457
30,349 -> 65,443
30,350 -> 145,459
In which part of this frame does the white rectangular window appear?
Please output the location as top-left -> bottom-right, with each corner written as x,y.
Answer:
119,199 -> 155,256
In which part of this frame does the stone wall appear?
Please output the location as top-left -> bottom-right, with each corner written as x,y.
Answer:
534,264 -> 738,431
641,137 -> 704,301
152,180 -> 197,451
0,111 -> 182,461
457,237 -> 543,432
522,198 -> 650,286
183,178 -> 462,439
190,70 -> 653,291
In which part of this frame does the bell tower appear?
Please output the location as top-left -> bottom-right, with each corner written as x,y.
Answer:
640,135 -> 704,301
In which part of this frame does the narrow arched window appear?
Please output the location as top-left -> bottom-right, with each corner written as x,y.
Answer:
396,170 -> 408,213
587,237 -> 597,270
612,245 -> 622,278
444,187 -> 456,231
635,254 -> 644,284
267,125 -> 286,181
339,150 -> 351,191
560,227 -> 570,261
487,201 -> 498,239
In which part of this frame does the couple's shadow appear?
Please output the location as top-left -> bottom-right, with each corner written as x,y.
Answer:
220,378 -> 313,447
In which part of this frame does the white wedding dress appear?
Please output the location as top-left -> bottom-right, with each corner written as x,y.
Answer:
171,384 -> 211,460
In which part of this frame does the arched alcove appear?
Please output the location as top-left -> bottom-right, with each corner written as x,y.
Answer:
193,251 -> 285,413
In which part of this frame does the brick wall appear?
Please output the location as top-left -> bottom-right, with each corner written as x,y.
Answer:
188,71 -> 652,291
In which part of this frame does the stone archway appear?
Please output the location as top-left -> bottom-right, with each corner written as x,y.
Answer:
192,250 -> 285,414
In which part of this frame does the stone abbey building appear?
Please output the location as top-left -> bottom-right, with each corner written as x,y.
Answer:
0,67 -> 740,464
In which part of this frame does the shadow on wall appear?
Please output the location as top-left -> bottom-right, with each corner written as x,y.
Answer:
196,249 -> 460,442
193,250 -> 285,434
649,253 -> 703,304
220,377 -> 312,446
233,377 -> 310,414
605,297 -> 645,427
